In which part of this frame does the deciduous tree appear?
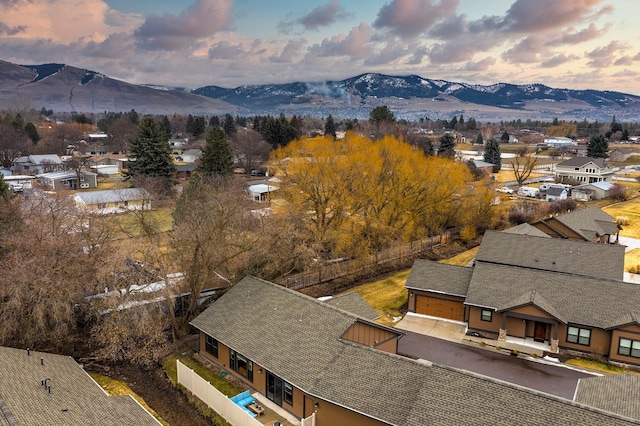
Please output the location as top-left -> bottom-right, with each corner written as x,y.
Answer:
511,154 -> 538,186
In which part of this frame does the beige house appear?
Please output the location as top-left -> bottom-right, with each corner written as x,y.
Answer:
73,188 -> 151,214
555,156 -> 616,184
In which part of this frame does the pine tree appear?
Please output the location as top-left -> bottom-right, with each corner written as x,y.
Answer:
161,116 -> 172,139
223,114 -> 236,136
324,115 -> 337,138
587,134 -> 609,158
483,138 -> 502,173
199,126 -> 234,177
438,133 -> 456,158
501,131 -> 509,143
125,117 -> 176,179
475,134 -> 484,145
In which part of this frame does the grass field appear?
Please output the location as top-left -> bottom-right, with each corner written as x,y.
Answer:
341,270 -> 410,327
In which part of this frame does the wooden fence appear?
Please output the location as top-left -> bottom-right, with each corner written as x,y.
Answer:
276,230 -> 456,290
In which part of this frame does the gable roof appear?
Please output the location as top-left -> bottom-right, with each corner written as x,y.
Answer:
557,156 -> 612,169
550,206 -> 621,241
74,188 -> 150,205
465,262 -> 640,328
502,223 -> 551,238
192,276 -> 638,425
575,373 -> 640,422
324,292 -> 380,321
546,186 -> 567,196
496,290 -> 567,323
0,346 -> 159,426
28,154 -> 63,165
404,259 -> 473,296
475,231 -> 625,281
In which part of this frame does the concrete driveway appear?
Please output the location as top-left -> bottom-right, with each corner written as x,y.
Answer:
395,313 -> 467,342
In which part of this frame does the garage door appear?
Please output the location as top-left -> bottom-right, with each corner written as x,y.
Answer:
415,295 -> 464,321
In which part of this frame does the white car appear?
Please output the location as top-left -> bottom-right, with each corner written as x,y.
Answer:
495,187 -> 514,194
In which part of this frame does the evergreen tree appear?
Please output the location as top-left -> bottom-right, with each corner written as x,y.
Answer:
223,114 -> 236,136
483,138 -> 502,173
475,133 -> 484,145
0,174 -> 9,200
161,116 -> 172,139
209,116 -> 220,127
125,117 -> 176,179
24,122 -> 40,144
199,126 -> 234,177
128,109 -> 139,125
449,116 -> 458,130
611,115 -> 622,133
501,131 -> 509,143
186,114 -> 195,134
190,116 -> 206,140
587,134 -> 609,158
438,133 -> 456,158
369,106 -> 395,126
324,114 -> 337,138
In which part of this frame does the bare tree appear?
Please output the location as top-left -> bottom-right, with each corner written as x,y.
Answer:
231,128 -> 272,174
511,154 -> 538,186
0,123 -> 29,168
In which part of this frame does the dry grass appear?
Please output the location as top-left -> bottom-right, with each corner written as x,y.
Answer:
491,170 -> 549,184
439,246 -> 479,266
342,270 -> 410,327
603,198 -> 640,239
89,372 -> 170,426
565,359 -> 633,374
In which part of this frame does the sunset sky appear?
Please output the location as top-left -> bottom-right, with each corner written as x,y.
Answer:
1,0 -> 639,94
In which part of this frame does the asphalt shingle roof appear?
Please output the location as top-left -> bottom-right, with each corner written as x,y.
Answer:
549,206 -> 621,241
575,374 -> 640,422
404,259 -> 473,296
324,292 -> 380,320
475,230 -> 625,280
73,188 -> 149,205
557,156 -> 612,169
465,262 -> 640,328
502,223 -> 552,238
0,346 -> 159,426
191,276 -> 638,425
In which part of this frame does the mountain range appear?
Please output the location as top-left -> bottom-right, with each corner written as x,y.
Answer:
1,60 -> 639,121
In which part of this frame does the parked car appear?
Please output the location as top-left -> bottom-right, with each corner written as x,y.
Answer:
496,187 -> 514,194
9,183 -> 24,193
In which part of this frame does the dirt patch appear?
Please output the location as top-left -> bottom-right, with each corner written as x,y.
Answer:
105,363 -> 213,426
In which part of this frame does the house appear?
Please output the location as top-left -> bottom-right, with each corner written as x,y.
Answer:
91,164 -> 121,176
37,170 -> 98,190
405,228 -> 640,365
191,276 -> 637,426
73,188 -> 151,214
543,136 -> 577,147
471,159 -> 494,174
0,346 -> 160,425
609,148 -> 632,162
545,186 -> 568,202
12,154 -> 64,175
248,183 -> 278,202
175,162 -> 197,180
176,149 -> 202,163
555,156 -> 617,184
573,181 -> 616,201
529,206 -> 621,243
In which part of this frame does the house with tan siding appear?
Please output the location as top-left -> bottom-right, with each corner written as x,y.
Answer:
191,276 -> 639,425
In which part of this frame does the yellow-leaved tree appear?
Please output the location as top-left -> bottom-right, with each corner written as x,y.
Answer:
269,132 -> 495,259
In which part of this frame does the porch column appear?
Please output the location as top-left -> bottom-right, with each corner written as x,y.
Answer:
498,313 -> 507,342
550,323 -> 559,353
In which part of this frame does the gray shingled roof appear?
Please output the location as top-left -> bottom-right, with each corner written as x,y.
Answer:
502,223 -> 551,238
496,290 -> 567,323
551,206 -> 621,241
575,374 -> 640,422
557,156 -> 612,169
324,292 -> 380,320
475,230 -> 625,281
404,259 -> 473,296
465,262 -> 640,329
0,346 -> 159,426
191,276 -> 638,425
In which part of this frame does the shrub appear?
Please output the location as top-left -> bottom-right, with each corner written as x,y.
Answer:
616,215 -> 630,226
547,199 -> 577,215
609,184 -> 628,201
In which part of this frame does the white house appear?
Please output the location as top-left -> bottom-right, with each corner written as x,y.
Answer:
12,154 -> 63,175
37,170 -> 98,190
73,188 -> 151,214
543,136 -> 577,147
572,181 -> 615,201
555,156 -> 616,184
248,183 -> 278,202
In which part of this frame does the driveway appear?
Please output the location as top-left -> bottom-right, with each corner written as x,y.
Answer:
395,317 -> 596,400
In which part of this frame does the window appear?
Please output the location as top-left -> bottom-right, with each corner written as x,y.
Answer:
618,338 -> 640,358
567,326 -> 591,346
481,309 -> 492,322
205,335 -> 218,358
283,381 -> 293,405
229,349 -> 253,382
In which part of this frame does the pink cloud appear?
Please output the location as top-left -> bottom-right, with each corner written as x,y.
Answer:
135,0 -> 233,51
373,0 -> 458,39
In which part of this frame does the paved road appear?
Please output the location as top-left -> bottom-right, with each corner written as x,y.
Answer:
398,330 -> 595,400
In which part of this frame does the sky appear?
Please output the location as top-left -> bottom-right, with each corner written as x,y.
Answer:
1,0 -> 639,94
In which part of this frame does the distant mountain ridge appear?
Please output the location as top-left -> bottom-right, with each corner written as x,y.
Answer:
0,60 -> 237,115
192,73 -> 640,121
1,60 -> 639,121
